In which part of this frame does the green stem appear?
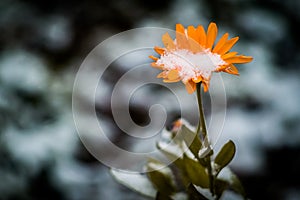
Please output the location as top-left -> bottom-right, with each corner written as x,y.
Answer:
196,83 -> 207,140
195,83 -> 215,197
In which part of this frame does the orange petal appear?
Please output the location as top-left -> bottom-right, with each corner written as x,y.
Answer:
176,23 -> 185,33
151,62 -> 164,69
154,46 -> 165,55
176,24 -> 188,49
206,22 -> 218,50
163,78 -> 181,83
215,64 -> 227,71
149,55 -> 158,61
187,26 -> 197,42
223,64 -> 239,75
185,80 -> 196,94
217,37 -> 239,55
162,32 -> 175,50
167,69 -> 180,80
172,119 -> 183,131
157,71 -> 167,78
196,25 -> 206,47
187,26 -> 202,53
192,76 -> 202,83
213,33 -> 229,53
202,81 -> 209,92
221,52 -> 238,60
224,55 -> 253,64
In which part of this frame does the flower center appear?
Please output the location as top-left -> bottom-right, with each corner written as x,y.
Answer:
156,49 -> 226,81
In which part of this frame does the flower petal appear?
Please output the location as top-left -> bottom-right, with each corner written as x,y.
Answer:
213,33 -> 229,53
157,71 -> 168,78
149,55 -> 158,61
167,69 -> 180,80
187,26 -> 198,41
154,46 -> 165,55
221,52 -> 238,60
185,80 -> 196,94
202,81 -> 209,92
176,24 -> 189,49
162,32 -> 175,50
187,26 -> 203,53
151,62 -> 163,69
192,76 -> 202,83
163,78 -> 181,83
196,25 -> 206,47
223,64 -> 239,75
217,37 -> 239,55
224,55 -> 253,64
206,22 -> 218,50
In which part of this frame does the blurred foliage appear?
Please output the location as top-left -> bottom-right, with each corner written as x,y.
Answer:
112,121 -> 245,200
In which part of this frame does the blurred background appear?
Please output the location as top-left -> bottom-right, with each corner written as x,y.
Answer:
1,0 -> 300,199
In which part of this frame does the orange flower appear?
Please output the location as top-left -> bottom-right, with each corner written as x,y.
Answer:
150,23 -> 253,93
171,119 -> 183,132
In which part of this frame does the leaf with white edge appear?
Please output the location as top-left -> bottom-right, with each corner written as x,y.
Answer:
229,170 -> 246,198
171,192 -> 188,200
187,184 -> 209,200
156,192 -> 173,200
157,128 -> 185,157
198,146 -> 213,159
214,178 -> 229,199
110,169 -> 156,198
157,141 -> 182,162
146,160 -> 177,196
161,128 -> 181,144
217,167 -> 246,198
193,185 -> 214,200
180,125 -> 202,159
183,155 -> 209,188
214,140 -> 236,174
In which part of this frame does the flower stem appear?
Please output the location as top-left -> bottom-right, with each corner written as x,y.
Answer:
196,83 -> 207,140
196,83 -> 215,197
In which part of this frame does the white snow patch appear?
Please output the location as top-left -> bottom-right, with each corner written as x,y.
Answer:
157,49 -> 226,82
3,114 -> 77,175
0,50 -> 49,93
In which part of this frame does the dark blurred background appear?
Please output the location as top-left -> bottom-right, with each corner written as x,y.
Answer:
1,0 -> 300,199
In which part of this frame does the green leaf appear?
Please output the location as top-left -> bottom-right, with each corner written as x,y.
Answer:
156,192 -> 173,200
214,140 -> 236,173
157,142 -> 186,171
183,155 -> 209,188
217,167 -> 246,199
229,171 -> 246,198
214,179 -> 229,199
146,160 -> 176,196
156,128 -> 185,164
110,169 -> 156,198
157,142 -> 181,161
187,184 -> 209,200
180,125 -> 202,159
